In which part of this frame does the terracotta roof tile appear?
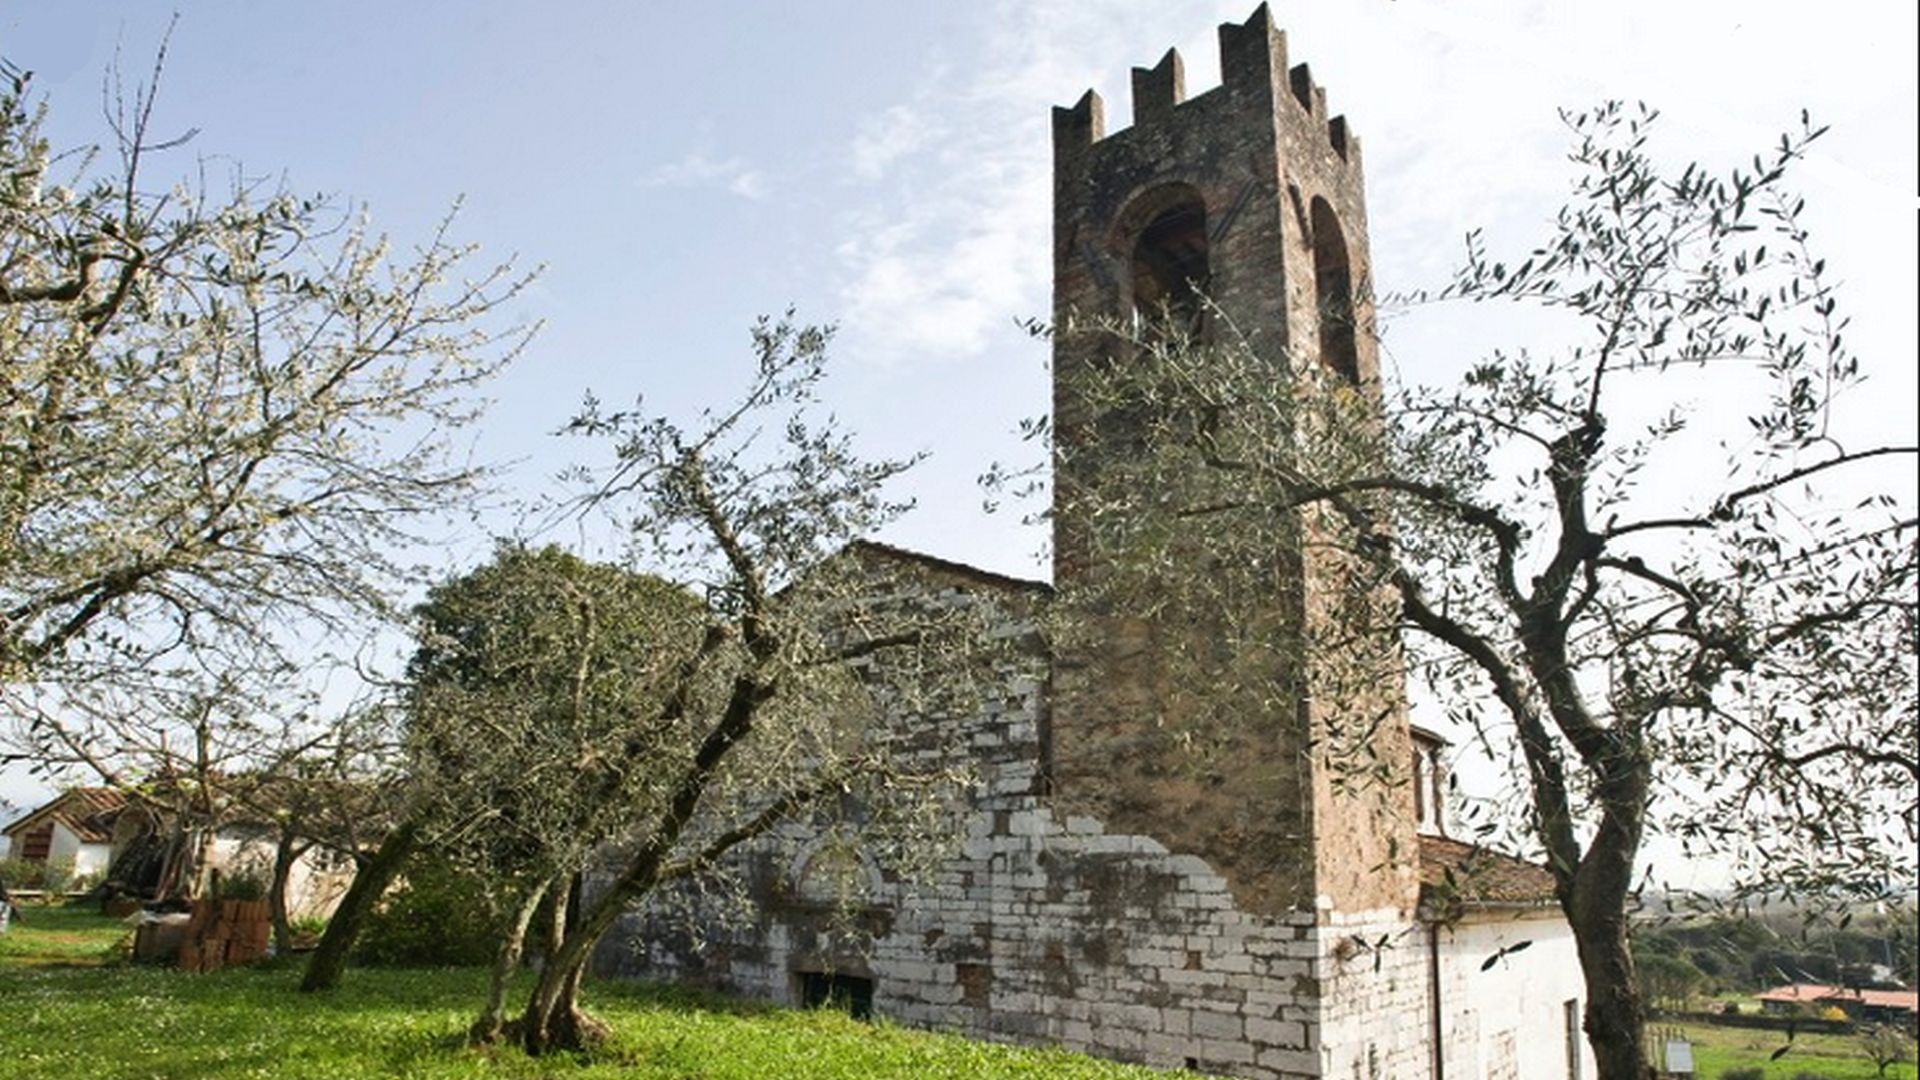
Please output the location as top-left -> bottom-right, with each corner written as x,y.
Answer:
4,787 -> 128,845
1419,834 -> 1558,909
1758,984 -> 1919,1012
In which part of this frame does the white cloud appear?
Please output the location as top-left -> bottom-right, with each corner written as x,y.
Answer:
850,104 -> 940,181
638,149 -> 768,200
831,0 -> 1234,366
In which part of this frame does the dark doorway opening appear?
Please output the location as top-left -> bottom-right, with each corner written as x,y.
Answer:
1131,195 -> 1210,332
798,970 -> 875,1021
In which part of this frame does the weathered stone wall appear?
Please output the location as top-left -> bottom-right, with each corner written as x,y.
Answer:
1047,5 -> 1415,920
594,550 -> 1434,1080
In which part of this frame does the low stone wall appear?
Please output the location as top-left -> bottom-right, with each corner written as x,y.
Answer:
600,799 -> 1361,1078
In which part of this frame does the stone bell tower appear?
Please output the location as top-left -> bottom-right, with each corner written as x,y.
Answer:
1047,4 -> 1416,920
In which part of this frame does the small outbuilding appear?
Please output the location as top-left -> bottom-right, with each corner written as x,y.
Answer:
1,787 -> 124,883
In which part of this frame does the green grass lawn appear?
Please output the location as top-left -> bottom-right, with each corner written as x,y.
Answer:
0,898 -> 130,967
1670,1021 -> 1917,1080
7,904 -> 1912,1080
0,902 -> 1200,1080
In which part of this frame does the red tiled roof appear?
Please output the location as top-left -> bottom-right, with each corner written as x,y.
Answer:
3,787 -> 128,845
1419,834 -> 1559,909
1758,984 -> 1919,1012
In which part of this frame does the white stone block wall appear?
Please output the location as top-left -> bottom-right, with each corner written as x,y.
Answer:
1314,906 -> 1433,1080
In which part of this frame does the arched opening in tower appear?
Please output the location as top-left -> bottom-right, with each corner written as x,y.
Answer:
1130,196 -> 1210,333
1309,197 -> 1359,384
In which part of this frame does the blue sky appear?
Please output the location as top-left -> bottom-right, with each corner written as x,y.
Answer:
3,3 -> 1914,858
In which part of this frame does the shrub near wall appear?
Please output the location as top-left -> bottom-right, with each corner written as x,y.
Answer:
0,856 -> 48,890
353,856 -> 497,967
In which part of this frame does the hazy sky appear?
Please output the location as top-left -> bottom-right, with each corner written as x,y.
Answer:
3,3 -> 1914,862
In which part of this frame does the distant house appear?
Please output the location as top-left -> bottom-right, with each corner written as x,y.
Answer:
1,787 -> 125,881
0,785 -> 353,918
1759,983 -> 1919,1028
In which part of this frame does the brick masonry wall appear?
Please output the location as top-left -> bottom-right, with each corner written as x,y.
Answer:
1047,6 -> 1415,920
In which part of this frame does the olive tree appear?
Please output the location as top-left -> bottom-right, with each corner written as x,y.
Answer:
400,543 -> 705,1042
1030,103 -> 1915,1079
412,315 -> 979,1055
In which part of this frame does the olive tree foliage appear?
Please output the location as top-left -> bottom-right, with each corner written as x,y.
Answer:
464,315 -> 989,1055
1858,1023 -> 1912,1078
401,543 -> 707,1043
1008,103 -> 1915,1080
0,56 -> 532,698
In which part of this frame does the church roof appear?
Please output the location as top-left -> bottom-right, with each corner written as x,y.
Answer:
845,540 -> 1051,595
1418,834 -> 1559,911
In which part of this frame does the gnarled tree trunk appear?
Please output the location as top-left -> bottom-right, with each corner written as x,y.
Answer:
300,819 -> 419,993
268,826 -> 308,955
1571,899 -> 1647,1080
516,884 -> 626,1054
471,880 -> 549,1045
1562,760 -> 1651,1080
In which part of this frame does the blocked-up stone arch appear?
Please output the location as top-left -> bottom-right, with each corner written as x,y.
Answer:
1309,195 -> 1359,383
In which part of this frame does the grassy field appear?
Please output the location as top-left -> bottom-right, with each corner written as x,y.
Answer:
1660,1021 -> 1916,1080
4,902 -> 1913,1080
0,902 -> 1200,1080
0,897 -> 129,967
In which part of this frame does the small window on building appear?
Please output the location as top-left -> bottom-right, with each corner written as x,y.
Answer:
1309,197 -> 1359,384
1412,748 -> 1428,826
799,970 -> 874,1021
956,961 -> 992,1007
1130,194 -> 1210,332
1564,999 -> 1582,1080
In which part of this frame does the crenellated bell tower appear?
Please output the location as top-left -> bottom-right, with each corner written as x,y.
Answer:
1047,3 -> 1414,920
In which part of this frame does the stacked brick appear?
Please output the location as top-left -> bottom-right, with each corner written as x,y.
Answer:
177,898 -> 271,971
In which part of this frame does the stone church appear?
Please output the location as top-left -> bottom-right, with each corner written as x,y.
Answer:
598,8 -> 1595,1078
